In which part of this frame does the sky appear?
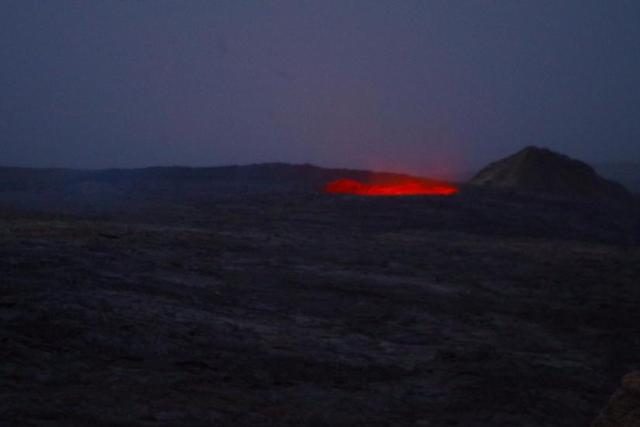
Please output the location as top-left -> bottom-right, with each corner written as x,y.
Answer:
1,1 -> 639,177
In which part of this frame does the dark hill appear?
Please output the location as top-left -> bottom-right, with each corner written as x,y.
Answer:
470,146 -> 630,200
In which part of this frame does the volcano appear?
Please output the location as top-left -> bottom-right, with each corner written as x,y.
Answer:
470,146 -> 630,199
324,177 -> 458,196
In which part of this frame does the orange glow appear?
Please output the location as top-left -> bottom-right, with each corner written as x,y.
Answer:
324,178 -> 459,196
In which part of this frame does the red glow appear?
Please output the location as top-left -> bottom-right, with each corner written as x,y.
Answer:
324,178 -> 459,196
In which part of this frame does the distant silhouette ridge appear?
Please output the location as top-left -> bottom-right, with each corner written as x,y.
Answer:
470,146 -> 630,199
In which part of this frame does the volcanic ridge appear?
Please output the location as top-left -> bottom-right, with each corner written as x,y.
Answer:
470,146 -> 631,200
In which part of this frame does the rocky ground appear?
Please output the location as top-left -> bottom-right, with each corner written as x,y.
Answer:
592,372 -> 640,427
1,191 -> 639,426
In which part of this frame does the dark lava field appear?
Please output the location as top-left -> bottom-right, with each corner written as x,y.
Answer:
1,184 -> 640,426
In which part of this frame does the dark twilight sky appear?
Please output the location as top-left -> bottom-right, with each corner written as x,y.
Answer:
1,1 -> 639,177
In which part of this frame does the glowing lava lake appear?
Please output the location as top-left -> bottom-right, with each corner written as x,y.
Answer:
324,178 -> 459,196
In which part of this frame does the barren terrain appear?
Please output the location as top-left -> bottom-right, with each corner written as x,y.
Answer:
1,188 -> 639,426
